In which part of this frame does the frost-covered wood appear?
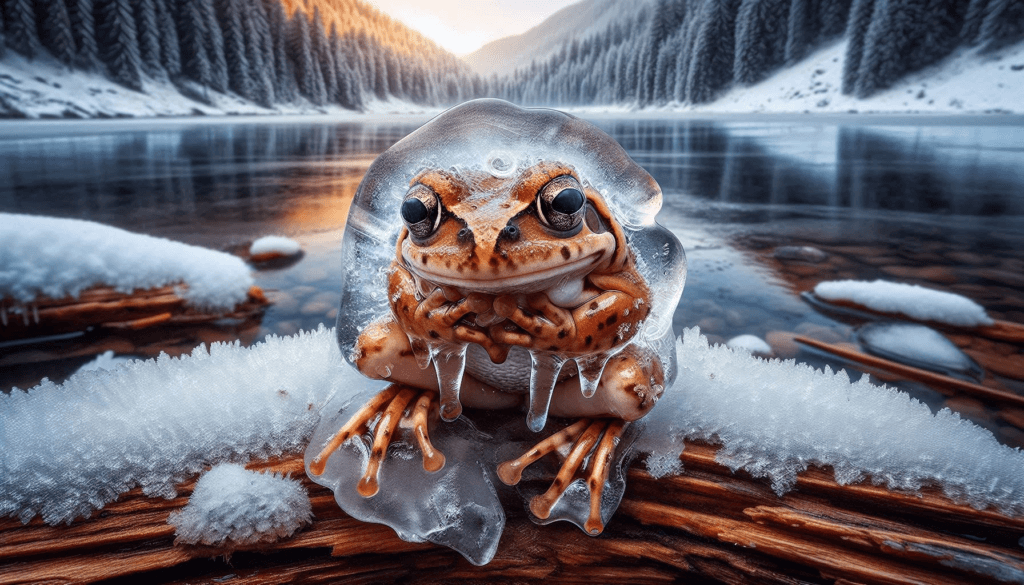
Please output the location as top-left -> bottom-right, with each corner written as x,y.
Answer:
2,444 -> 1023,584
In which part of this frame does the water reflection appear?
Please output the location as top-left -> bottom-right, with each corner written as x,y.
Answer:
1,115 -> 1023,447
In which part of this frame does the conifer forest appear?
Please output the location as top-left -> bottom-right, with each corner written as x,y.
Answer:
0,0 -> 1022,111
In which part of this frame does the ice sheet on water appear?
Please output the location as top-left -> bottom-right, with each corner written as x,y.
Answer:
169,463 -> 312,546
334,98 -> 686,426
305,390 -> 505,566
857,322 -> 983,381
0,213 -> 253,311
0,326 -> 361,525
813,280 -> 993,327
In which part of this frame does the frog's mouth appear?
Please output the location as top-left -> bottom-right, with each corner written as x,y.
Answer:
408,251 -> 605,295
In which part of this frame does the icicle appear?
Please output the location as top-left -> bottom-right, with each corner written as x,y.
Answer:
431,342 -> 467,422
527,351 -> 566,432
575,353 -> 611,398
32,303 -> 39,325
406,333 -> 433,370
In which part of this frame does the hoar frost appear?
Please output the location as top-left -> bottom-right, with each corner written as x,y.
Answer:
814,280 -> 993,327
169,463 -> 312,546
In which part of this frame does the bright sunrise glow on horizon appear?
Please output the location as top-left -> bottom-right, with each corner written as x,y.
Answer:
369,0 -> 581,56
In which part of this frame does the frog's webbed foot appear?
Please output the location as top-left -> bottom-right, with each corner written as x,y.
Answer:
496,418 -> 625,535
309,385 -> 445,497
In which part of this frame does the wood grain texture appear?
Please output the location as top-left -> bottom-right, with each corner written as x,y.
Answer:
2,440 -> 1023,585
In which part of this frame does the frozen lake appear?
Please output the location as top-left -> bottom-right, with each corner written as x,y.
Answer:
2,113 -> 1023,444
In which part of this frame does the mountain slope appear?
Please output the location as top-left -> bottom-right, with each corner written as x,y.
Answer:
464,0 -> 652,77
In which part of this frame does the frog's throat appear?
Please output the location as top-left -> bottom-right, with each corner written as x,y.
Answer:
404,251 -> 607,295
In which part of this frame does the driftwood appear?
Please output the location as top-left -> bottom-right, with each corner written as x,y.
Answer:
2,441 -> 1022,585
0,284 -> 269,343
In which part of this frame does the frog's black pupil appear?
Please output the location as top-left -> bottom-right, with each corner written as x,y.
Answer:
402,198 -> 429,224
552,188 -> 584,215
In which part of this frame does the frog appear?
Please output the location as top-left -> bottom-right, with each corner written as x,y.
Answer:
309,160 -> 664,535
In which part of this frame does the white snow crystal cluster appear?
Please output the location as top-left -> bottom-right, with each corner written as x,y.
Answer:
725,334 -> 772,355
0,326 -> 370,525
169,463 -> 312,546
249,236 -> 302,258
639,328 -> 1024,514
0,213 -> 253,311
814,279 -> 994,327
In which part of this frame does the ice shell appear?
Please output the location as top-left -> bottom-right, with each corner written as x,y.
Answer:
305,390 -> 505,566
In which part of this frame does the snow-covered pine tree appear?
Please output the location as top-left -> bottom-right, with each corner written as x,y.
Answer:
176,0 -> 212,88
215,0 -> 254,100
154,0 -> 180,76
373,48 -> 388,99
195,0 -> 227,92
95,0 -> 143,90
979,0 -> 1024,51
66,0 -> 100,70
310,8 -> 337,104
287,8 -> 324,104
246,0 -> 275,105
0,11 -> 5,59
263,0 -> 294,102
786,0 -> 813,64
639,0 -> 686,105
841,0 -> 875,95
133,0 -> 162,76
855,0 -> 965,97
817,0 -> 852,39
4,0 -> 41,58
961,0 -> 988,44
734,0 -> 790,86
39,0 -> 75,65
673,13 -> 701,101
653,29 -> 682,104
686,0 -> 741,103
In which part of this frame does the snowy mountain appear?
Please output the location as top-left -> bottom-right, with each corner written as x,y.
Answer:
463,0 -> 652,77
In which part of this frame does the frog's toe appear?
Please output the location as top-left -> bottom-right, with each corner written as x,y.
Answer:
497,418 -> 626,535
309,385 -> 447,498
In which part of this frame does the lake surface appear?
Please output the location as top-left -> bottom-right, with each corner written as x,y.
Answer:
2,113 -> 1023,445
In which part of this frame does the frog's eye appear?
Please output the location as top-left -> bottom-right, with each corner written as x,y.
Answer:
537,175 -> 586,232
401,185 -> 441,239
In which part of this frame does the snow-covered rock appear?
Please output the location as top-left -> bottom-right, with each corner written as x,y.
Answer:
169,463 -> 312,546
813,279 -> 993,327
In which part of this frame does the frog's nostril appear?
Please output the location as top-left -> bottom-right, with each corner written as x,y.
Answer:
502,225 -> 520,240
457,228 -> 472,242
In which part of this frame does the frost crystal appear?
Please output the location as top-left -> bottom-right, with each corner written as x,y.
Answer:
0,326 -> 363,525
0,213 -> 253,311
169,463 -> 312,546
813,279 -> 993,327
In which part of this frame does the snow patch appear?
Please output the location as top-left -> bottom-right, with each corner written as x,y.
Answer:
168,463 -> 312,546
640,329 -> 1024,514
75,351 -> 136,374
0,213 -> 253,311
0,326 -> 355,525
5,325 -> 1024,527
726,334 -> 772,355
249,236 -> 302,258
814,280 -> 993,327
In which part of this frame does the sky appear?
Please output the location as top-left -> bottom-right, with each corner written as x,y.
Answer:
369,0 -> 581,56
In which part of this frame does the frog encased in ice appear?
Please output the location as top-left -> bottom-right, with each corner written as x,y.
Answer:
306,99 -> 686,564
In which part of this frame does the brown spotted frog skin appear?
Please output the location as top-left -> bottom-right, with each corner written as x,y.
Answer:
312,159 -> 665,536
354,161 -> 663,422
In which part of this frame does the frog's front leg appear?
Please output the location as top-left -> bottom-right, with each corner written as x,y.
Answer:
308,384 -> 444,497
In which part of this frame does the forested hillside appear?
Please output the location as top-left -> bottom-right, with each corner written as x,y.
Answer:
0,0 -> 477,111
482,0 -> 1024,106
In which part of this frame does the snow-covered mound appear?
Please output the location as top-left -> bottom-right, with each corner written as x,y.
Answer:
0,213 -> 253,311
0,326 -> 350,525
641,329 -> 1024,514
249,236 -> 302,259
687,39 -> 1024,115
4,325 -> 1024,527
169,463 -> 312,546
813,279 -> 993,327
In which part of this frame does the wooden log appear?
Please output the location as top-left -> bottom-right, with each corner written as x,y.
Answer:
2,439 -> 1023,585
0,285 -> 269,342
